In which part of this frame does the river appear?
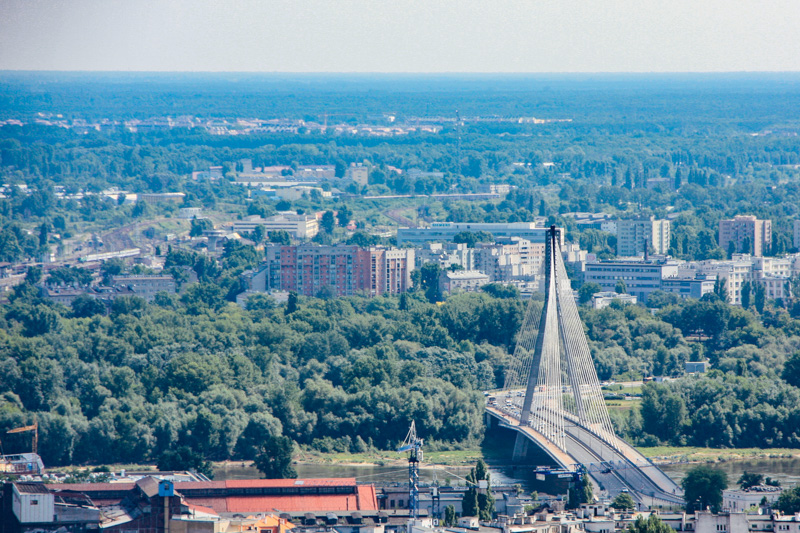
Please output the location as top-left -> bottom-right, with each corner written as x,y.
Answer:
660,457 -> 800,486
216,457 -> 800,489
215,462 -> 526,486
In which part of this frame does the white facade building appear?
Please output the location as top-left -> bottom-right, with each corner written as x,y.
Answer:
233,213 -> 319,240
616,217 -> 671,256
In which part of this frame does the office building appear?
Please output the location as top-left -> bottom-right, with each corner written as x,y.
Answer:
582,260 -> 680,303
719,215 -> 772,257
660,274 -> 716,300
616,217 -> 670,256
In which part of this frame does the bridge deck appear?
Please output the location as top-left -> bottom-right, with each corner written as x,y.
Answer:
486,406 -> 683,507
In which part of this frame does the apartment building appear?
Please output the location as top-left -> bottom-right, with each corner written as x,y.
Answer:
233,213 -> 319,239
415,242 -> 476,270
438,270 -> 490,294
679,256 -> 753,304
263,244 -> 413,297
345,163 -> 369,186
110,275 -> 176,301
719,215 -> 772,257
616,217 -> 671,256
474,238 -> 543,283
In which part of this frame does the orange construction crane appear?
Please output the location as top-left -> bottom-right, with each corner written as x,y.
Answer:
7,422 -> 37,455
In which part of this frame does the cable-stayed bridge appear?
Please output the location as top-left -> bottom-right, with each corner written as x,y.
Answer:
486,226 -> 683,508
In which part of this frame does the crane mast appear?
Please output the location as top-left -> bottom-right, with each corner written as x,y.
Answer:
7,421 -> 37,455
397,421 -> 424,519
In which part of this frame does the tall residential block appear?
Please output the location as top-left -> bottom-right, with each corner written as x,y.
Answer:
263,244 -> 413,297
719,215 -> 771,257
616,217 -> 671,257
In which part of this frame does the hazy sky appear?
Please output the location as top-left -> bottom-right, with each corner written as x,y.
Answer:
2,0 -> 800,72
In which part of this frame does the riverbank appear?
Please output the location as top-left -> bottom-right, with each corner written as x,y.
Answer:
293,448 -> 484,467
638,446 -> 800,465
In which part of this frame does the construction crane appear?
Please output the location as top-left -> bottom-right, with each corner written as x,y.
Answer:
7,421 -> 38,455
397,421 -> 424,520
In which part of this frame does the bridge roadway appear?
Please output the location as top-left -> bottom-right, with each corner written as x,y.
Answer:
486,405 -> 684,508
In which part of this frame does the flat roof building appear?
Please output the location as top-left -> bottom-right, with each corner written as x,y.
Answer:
616,217 -> 670,257
397,222 -> 553,245
583,260 -> 680,304
719,215 -> 772,257
234,213 -> 319,240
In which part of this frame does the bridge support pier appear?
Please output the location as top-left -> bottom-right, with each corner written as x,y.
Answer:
511,433 -> 529,463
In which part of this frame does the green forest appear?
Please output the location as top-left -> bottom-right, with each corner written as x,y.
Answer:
4,73 -> 800,467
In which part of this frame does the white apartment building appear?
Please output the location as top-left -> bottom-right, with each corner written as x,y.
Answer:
616,217 -> 671,256
679,255 -> 753,305
415,242 -> 475,270
232,213 -> 319,239
439,270 -> 490,294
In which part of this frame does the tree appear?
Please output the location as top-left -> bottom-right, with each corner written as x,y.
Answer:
713,278 -> 729,303
251,225 -> 266,244
254,435 -> 297,479
738,471 -> 763,490
612,492 -> 636,510
482,283 -> 520,299
682,465 -> 727,512
285,291 -> 298,315
615,279 -> 627,294
321,211 -> 336,234
568,474 -> 593,509
579,282 -> 602,304
627,514 -> 675,533
157,446 -> 214,479
269,230 -> 292,245
416,262 -> 442,303
781,352 -> 800,388
190,217 -> 213,237
754,283 -> 766,313
741,281 -> 752,309
444,505 -> 457,526
776,486 -> 800,514
337,205 -> 352,227
640,383 -> 686,443
71,294 -> 107,318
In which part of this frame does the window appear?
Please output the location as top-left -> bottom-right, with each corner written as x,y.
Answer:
31,499 -> 38,505
390,500 -> 395,508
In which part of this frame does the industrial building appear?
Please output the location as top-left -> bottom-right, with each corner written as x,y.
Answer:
233,213 -> 319,240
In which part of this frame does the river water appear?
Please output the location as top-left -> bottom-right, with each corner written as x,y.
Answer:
215,462 -> 525,486
660,457 -> 800,486
216,457 -> 800,489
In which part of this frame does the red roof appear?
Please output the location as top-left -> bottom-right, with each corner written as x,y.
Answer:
48,478 -> 379,515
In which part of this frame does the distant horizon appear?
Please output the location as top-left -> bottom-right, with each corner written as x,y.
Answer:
3,1 -> 799,73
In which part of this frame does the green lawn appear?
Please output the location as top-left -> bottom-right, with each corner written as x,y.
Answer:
637,446 -> 800,462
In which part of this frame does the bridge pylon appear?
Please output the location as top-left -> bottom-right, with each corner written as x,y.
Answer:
505,225 -> 619,457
